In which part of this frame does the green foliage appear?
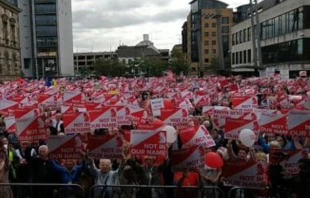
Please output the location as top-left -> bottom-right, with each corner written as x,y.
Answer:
92,59 -> 127,77
170,47 -> 188,75
209,57 -> 219,71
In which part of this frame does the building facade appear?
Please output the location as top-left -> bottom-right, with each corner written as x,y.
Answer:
231,0 -> 310,77
18,0 -> 74,78
74,52 -> 117,72
184,0 -> 234,75
0,0 -> 21,79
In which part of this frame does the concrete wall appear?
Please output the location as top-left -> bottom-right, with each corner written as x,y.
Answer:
57,0 -> 74,76
18,0 -> 33,77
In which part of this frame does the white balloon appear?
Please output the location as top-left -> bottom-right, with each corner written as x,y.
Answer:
162,125 -> 177,143
239,129 -> 256,147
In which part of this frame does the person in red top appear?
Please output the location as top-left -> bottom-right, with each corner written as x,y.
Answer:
174,170 -> 200,198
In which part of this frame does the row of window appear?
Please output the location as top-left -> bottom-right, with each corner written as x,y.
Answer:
34,4 -> 56,14
36,37 -> 57,47
204,49 -> 217,55
232,27 -> 252,45
204,26 -> 230,33
36,26 -> 57,36
35,15 -> 57,26
261,7 -> 303,40
204,40 -> 217,45
233,7 -> 305,45
262,39 -> 308,64
232,50 -> 252,65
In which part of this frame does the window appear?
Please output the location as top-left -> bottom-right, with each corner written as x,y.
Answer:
232,53 -> 235,64
236,52 -> 239,64
212,40 -> 216,45
221,17 -> 229,24
35,15 -> 57,25
243,29 -> 246,42
248,27 -> 251,41
222,26 -> 229,34
204,40 -> 209,45
34,4 -> 56,14
212,32 -> 216,37
36,26 -> 57,36
239,31 -> 242,43
204,23 -> 209,28
243,50 -> 247,63
239,52 -> 242,64
232,33 -> 235,45
24,58 -> 30,69
205,32 -> 209,37
236,32 -> 239,44
204,49 -> 209,54
204,58 -> 209,63
212,49 -> 216,54
212,23 -> 216,28
248,49 -> 251,63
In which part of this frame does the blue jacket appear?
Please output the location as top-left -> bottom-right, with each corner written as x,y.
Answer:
51,160 -> 83,184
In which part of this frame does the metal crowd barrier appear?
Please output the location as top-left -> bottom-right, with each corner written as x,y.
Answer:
227,186 -> 270,198
89,185 -> 225,198
0,183 -> 85,198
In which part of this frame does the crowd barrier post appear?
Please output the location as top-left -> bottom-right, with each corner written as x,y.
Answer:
0,183 -> 85,198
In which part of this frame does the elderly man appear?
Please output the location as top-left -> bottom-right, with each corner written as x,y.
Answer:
30,145 -> 59,198
87,158 -> 119,198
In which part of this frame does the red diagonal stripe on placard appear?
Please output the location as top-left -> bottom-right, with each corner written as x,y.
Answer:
62,112 -> 81,128
222,161 -> 256,178
170,146 -> 197,166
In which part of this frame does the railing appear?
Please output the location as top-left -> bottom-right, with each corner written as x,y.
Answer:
0,183 -> 284,198
0,183 -> 85,198
89,185 -> 225,198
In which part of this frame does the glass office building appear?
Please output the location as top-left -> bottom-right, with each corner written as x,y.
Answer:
231,0 -> 310,77
18,0 -> 74,78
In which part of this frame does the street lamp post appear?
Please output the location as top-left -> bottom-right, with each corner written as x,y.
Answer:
203,11 -> 225,74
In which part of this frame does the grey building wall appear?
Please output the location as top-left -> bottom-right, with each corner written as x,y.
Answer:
57,0 -> 74,76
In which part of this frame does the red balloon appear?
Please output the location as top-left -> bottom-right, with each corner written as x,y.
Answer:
205,152 -> 224,169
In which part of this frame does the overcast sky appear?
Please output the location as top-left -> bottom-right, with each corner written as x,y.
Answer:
72,0 -> 251,53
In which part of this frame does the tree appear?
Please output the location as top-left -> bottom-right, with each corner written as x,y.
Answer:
209,57 -> 219,71
93,59 -> 127,77
170,48 -> 188,75
140,57 -> 168,77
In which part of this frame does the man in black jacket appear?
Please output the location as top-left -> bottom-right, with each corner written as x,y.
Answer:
30,145 -> 59,198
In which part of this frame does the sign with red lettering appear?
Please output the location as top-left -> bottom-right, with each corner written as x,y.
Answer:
258,112 -> 288,134
37,93 -> 57,107
288,110 -> 310,137
63,90 -> 83,106
15,107 -> 47,142
115,106 -> 131,126
0,99 -> 18,116
88,107 -> 118,129
269,149 -> 309,177
170,146 -> 205,171
232,96 -> 258,110
222,161 -> 266,189
4,116 -> 16,133
130,130 -> 167,156
63,112 -> 91,134
224,113 -> 259,140
179,125 -> 215,149
88,135 -> 124,159
48,135 -> 83,160
150,98 -> 164,116
160,107 -> 188,126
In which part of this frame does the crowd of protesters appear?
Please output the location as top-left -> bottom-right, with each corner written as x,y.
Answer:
0,76 -> 309,198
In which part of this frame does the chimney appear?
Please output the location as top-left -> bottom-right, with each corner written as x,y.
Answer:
143,34 -> 149,42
